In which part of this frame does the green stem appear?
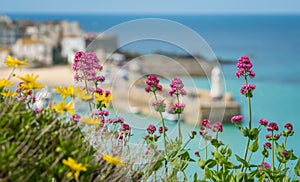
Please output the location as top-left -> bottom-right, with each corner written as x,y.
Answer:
241,137 -> 250,172
7,67 -> 16,80
153,92 -> 168,178
205,140 -> 208,160
244,151 -> 253,173
84,78 -> 92,113
176,94 -> 182,143
272,131 -> 275,171
247,97 -> 252,129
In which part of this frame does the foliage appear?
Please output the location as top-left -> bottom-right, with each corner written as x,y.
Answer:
1,54 -> 299,182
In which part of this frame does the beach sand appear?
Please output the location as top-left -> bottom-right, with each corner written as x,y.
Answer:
0,65 -> 74,86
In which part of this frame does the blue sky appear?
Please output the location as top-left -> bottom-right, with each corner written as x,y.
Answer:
1,0 -> 300,14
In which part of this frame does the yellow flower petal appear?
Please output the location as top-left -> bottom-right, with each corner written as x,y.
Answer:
103,154 -> 125,166
80,117 -> 100,125
4,55 -> 28,69
53,100 -> 74,115
73,87 -> 92,100
55,86 -> 74,99
0,79 -> 13,89
17,73 -> 44,90
1,89 -> 17,97
62,157 -> 88,180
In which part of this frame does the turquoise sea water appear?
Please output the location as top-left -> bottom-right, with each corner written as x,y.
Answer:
8,13 -> 300,178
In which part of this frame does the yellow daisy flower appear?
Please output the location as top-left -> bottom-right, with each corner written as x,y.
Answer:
73,87 -> 92,100
62,157 -> 88,180
94,92 -> 113,108
1,89 -> 17,97
55,85 -> 74,99
0,78 -> 13,89
17,73 -> 44,90
53,100 -> 74,115
103,154 -> 125,166
80,117 -> 100,125
4,55 -> 28,69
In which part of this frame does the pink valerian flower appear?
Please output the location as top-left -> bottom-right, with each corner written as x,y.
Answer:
73,51 -> 104,83
259,162 -> 271,171
115,117 -> 124,124
145,75 -> 162,93
263,142 -> 272,149
201,119 -> 211,129
169,78 -> 187,97
171,103 -> 185,114
146,124 -> 156,134
199,129 -> 208,136
240,84 -> 256,97
284,123 -> 293,131
33,108 -> 42,114
230,115 -> 243,123
212,122 -> 223,132
266,134 -> 280,141
267,122 -> 279,131
70,114 -> 81,124
259,118 -> 268,126
152,99 -> 166,112
282,151 -> 289,157
119,123 -> 131,136
235,56 -> 256,78
95,110 -> 109,117
159,126 -> 168,134
115,134 -> 124,140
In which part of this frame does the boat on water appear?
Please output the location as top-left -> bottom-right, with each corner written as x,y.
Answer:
163,110 -> 184,122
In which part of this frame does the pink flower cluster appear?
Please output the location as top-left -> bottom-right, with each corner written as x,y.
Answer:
71,114 -> 81,123
284,123 -> 293,131
152,99 -> 166,112
240,84 -> 256,97
199,119 -> 223,141
259,118 -> 268,126
266,133 -> 280,141
230,115 -> 243,123
171,103 -> 186,114
169,78 -> 187,97
212,122 -> 223,132
146,124 -> 156,134
259,162 -> 271,171
263,142 -> 272,149
267,122 -> 279,132
73,51 -> 104,83
119,123 -> 131,136
236,56 -> 256,97
16,86 -> 36,104
159,126 -> 168,134
145,75 -> 162,93
235,56 -> 255,78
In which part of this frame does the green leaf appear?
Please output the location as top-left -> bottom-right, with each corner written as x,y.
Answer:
193,172 -> 198,182
275,142 -> 285,163
198,158 -> 206,169
249,138 -> 259,152
204,166 -> 211,178
235,154 -> 249,168
294,158 -> 300,176
249,128 -> 259,140
205,159 -> 217,168
240,127 -> 249,137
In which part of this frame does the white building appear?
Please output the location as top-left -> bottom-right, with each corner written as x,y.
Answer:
61,35 -> 85,64
12,38 -> 53,66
